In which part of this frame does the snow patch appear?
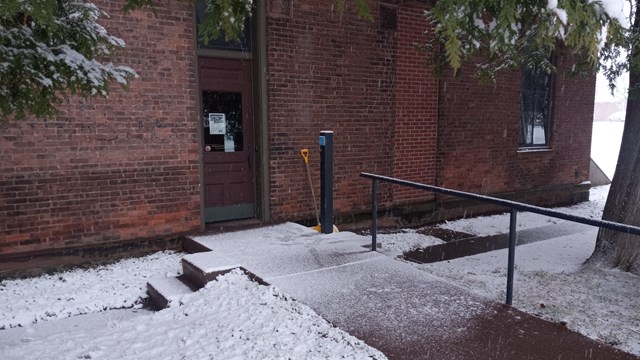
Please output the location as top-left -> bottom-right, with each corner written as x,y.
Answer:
0,270 -> 386,359
596,0 -> 628,27
183,251 -> 240,274
374,229 -> 444,257
0,251 -> 183,329
438,185 -> 610,236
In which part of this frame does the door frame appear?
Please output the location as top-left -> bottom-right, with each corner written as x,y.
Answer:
193,1 -> 270,226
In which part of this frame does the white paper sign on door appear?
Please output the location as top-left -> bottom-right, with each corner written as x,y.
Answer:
208,113 -> 226,135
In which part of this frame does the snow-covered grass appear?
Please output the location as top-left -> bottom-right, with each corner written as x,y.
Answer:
365,180 -> 640,356
418,227 -> 640,354
0,256 -> 385,359
1,269 -> 384,360
438,184 -> 610,236
0,251 -> 183,330
380,121 -> 640,354
374,229 -> 444,257
416,188 -> 640,356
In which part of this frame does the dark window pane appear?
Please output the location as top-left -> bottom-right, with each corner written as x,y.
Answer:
195,0 -> 251,52
520,65 -> 551,147
379,4 -> 397,31
202,91 -> 244,152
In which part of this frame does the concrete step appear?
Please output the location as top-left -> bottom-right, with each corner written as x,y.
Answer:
147,275 -> 193,309
182,237 -> 211,254
181,252 -> 242,288
146,251 -> 266,310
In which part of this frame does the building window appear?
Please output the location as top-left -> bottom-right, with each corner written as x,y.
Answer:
520,65 -> 552,147
379,4 -> 397,31
268,0 -> 293,19
195,0 -> 252,52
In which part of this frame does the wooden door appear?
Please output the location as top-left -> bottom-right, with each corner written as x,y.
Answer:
199,57 -> 255,222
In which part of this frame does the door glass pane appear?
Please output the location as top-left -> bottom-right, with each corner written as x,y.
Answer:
202,91 -> 244,152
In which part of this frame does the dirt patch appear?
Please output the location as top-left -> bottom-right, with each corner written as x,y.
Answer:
416,227 -> 475,242
405,222 -> 593,264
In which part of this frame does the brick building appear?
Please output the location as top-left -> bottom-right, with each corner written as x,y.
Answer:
0,0 -> 594,269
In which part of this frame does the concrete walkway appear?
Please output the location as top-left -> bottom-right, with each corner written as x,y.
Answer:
190,223 -> 635,360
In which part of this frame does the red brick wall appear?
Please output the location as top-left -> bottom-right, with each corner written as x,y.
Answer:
0,0 -> 200,255
266,0 -> 398,221
266,1 -> 593,221
0,0 -> 596,259
392,2 -> 438,204
436,51 -> 594,199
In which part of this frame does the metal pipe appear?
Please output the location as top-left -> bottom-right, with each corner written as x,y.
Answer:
320,131 -> 334,234
506,209 -> 517,305
361,172 -> 640,307
372,179 -> 378,251
360,172 -> 640,236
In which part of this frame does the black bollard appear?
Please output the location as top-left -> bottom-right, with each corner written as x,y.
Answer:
319,131 -> 334,234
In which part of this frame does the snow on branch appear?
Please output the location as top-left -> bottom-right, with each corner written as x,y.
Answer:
424,0 -> 629,80
0,0 -> 137,120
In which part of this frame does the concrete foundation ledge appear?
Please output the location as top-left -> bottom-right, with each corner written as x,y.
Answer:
0,235 -> 186,279
329,182 -> 592,231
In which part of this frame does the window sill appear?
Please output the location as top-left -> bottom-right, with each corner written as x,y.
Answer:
517,147 -> 553,153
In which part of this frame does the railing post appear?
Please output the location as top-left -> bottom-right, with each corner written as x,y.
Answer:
506,208 -> 517,305
371,179 -> 378,251
360,172 -> 640,307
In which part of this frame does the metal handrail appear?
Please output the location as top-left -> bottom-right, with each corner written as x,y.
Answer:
360,172 -> 640,305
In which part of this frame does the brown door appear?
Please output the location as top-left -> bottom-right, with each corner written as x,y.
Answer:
199,57 -> 255,222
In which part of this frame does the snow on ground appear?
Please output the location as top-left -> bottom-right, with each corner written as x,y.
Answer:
438,184 -> 610,236
374,229 -> 444,257
378,121 -> 638,354
0,122 -> 632,358
403,184 -> 640,356
0,269 -> 385,360
417,225 -> 640,355
0,251 -> 183,329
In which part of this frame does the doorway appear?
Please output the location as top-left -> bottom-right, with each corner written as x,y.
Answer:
199,57 -> 255,222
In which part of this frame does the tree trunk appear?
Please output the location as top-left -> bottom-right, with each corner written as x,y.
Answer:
590,3 -> 640,272
590,91 -> 640,272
